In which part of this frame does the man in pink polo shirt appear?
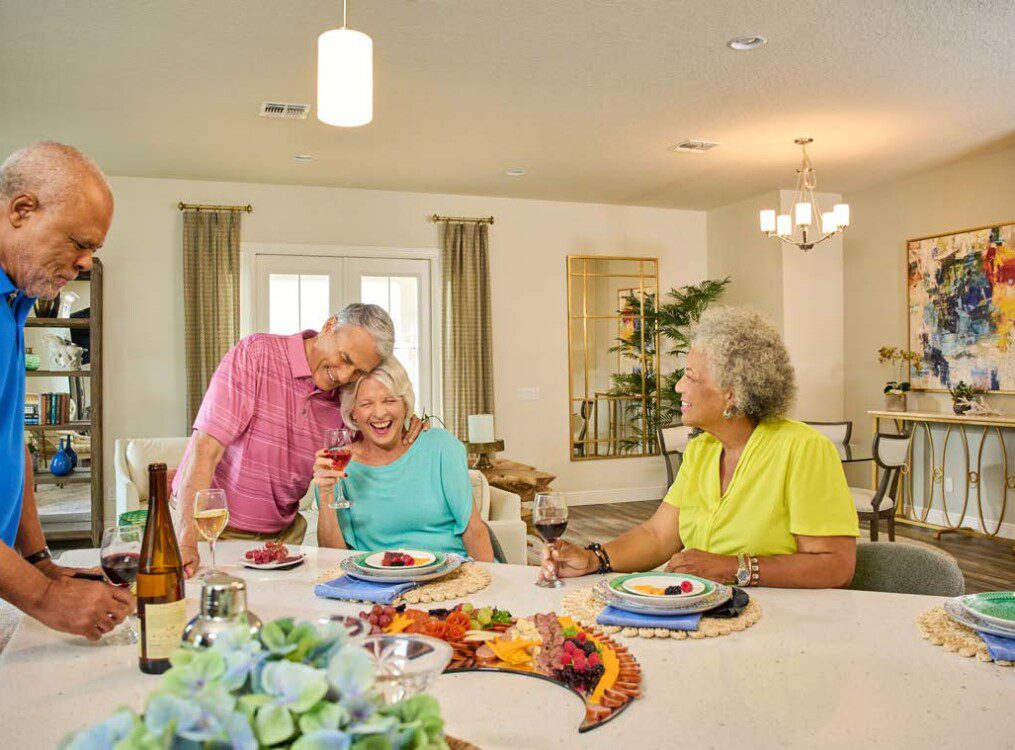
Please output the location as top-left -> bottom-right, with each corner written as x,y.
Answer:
172,303 -> 415,578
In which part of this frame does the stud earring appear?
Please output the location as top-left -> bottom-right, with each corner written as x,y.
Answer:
722,406 -> 735,420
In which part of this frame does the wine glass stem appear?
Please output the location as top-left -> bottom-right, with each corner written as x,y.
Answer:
209,538 -> 217,571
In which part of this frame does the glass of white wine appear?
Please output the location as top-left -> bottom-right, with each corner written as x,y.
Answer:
194,488 -> 229,577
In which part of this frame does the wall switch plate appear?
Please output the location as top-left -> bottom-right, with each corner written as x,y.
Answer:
518,387 -> 540,400
944,477 -> 953,493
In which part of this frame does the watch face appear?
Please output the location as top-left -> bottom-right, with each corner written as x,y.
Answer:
736,568 -> 751,586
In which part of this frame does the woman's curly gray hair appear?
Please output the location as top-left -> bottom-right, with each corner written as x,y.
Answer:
691,306 -> 796,422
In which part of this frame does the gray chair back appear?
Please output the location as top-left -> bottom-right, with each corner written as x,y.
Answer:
850,541 -> 965,596
657,425 -> 695,486
805,420 -> 852,446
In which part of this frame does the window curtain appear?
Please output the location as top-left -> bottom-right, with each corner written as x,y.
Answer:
182,209 -> 241,426
440,221 -> 494,438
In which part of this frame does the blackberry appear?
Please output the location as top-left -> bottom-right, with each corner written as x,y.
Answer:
580,641 -> 597,656
664,585 -> 681,596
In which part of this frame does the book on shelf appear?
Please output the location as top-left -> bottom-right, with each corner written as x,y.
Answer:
26,392 -> 74,426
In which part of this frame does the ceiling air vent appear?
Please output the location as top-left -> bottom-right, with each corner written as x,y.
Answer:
671,140 -> 719,154
259,102 -> 311,120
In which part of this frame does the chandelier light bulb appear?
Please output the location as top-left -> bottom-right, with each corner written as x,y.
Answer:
794,202 -> 812,227
759,209 -> 776,233
833,203 -> 850,227
821,211 -> 837,234
317,1 -> 373,129
776,214 -> 792,237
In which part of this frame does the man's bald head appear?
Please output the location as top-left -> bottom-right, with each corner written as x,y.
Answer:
0,141 -> 114,299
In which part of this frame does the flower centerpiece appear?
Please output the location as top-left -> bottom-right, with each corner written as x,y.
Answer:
62,617 -> 450,750
948,380 -> 985,415
877,346 -> 923,412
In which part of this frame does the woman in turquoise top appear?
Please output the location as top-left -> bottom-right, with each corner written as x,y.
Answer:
313,357 -> 495,561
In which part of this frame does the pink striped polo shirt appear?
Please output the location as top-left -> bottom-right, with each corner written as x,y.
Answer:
172,330 -> 344,533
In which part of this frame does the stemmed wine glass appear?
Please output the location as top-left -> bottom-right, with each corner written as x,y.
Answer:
533,492 -> 569,589
100,525 -> 141,644
194,489 -> 229,577
324,427 -> 354,510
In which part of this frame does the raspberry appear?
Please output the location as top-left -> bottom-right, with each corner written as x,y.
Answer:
681,580 -> 694,593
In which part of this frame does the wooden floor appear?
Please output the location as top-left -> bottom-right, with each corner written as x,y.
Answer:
564,500 -> 1015,593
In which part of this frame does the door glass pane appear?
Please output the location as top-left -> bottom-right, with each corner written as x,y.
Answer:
269,273 -> 329,334
362,275 -> 421,401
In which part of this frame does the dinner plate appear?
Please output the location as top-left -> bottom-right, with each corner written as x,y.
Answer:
960,591 -> 1015,629
613,572 -> 713,599
360,550 -> 443,570
241,553 -> 306,571
596,580 -> 733,615
944,596 -> 1015,639
340,554 -> 463,583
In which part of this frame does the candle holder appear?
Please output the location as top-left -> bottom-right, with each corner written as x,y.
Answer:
465,439 -> 505,470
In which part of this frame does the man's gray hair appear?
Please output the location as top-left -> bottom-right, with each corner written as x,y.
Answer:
0,141 -> 112,207
333,303 -> 395,357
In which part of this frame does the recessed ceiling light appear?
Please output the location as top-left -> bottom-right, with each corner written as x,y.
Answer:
727,35 -> 767,51
294,154 -> 315,162
505,167 -> 526,177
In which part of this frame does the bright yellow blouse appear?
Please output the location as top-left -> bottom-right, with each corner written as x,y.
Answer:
662,419 -> 859,557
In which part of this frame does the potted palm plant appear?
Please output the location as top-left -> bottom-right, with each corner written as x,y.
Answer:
878,346 -> 923,412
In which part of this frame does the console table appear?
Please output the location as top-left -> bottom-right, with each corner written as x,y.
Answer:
869,409 -> 1015,553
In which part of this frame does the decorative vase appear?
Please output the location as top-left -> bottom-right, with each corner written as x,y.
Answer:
64,437 -> 78,469
952,400 -> 972,415
885,392 -> 907,412
49,439 -> 73,477
24,348 -> 40,371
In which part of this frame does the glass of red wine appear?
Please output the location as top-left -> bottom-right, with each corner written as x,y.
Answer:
324,427 -> 354,510
100,524 -> 142,644
533,492 -> 568,589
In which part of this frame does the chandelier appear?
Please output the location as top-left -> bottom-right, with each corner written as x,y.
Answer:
759,137 -> 849,251
317,0 -> 373,127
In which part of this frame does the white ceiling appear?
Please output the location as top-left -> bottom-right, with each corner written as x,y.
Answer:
1,1 -> 1013,209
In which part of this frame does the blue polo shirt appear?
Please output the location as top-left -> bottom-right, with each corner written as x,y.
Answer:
0,267 -> 33,547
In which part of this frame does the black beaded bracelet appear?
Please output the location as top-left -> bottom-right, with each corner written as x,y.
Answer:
23,546 -> 52,565
585,542 -> 613,574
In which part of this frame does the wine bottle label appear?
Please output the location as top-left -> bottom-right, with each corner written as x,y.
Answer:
141,599 -> 187,659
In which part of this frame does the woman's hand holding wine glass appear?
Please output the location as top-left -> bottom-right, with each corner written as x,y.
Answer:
533,492 -> 570,589
321,428 -> 354,510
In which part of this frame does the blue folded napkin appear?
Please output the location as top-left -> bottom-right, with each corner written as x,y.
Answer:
313,575 -> 419,605
596,605 -> 702,631
978,631 -> 1015,662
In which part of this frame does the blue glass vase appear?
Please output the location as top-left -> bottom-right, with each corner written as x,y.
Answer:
49,439 -> 73,477
65,437 -> 78,469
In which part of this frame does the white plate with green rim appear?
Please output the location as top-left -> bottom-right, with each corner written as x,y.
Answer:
596,580 -> 733,615
943,596 -> 1015,639
360,550 -> 443,570
609,572 -> 716,601
961,591 -> 1015,628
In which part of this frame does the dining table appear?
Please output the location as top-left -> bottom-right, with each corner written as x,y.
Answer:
0,541 -> 1010,749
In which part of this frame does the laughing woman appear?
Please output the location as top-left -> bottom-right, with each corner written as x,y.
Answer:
543,306 -> 859,589
314,358 -> 495,562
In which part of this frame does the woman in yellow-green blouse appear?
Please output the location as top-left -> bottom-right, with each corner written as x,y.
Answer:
543,306 -> 859,589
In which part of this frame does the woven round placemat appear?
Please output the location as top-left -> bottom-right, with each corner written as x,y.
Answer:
316,562 -> 491,605
445,734 -> 481,750
916,607 -> 1013,667
562,585 -> 761,639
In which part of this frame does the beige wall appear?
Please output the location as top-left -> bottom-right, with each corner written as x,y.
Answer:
100,176 -> 707,521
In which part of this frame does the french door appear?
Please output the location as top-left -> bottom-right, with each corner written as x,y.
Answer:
250,249 -> 438,415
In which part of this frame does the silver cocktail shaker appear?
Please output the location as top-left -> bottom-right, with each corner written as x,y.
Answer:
181,573 -> 261,648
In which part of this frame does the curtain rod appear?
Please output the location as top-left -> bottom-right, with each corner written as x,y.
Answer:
178,202 -> 253,213
430,213 -> 494,225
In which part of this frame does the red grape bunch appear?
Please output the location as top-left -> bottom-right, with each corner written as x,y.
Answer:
359,604 -> 397,633
244,541 -> 293,565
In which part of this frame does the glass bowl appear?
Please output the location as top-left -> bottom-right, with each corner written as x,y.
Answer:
361,634 -> 452,704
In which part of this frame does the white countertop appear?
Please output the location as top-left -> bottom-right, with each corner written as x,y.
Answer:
0,542 -> 1010,749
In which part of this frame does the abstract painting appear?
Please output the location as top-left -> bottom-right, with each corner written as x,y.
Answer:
908,222 -> 1015,391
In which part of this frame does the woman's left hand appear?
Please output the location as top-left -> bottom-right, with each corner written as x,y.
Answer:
664,548 -> 738,584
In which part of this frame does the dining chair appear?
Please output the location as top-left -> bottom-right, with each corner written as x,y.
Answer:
850,540 -> 964,596
851,431 -> 910,542
657,424 -> 695,487
804,420 -> 852,447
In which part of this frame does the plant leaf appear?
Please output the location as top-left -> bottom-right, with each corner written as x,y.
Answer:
292,729 -> 354,750
255,703 -> 296,746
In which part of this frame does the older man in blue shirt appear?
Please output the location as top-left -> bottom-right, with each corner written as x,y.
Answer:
0,142 -> 132,640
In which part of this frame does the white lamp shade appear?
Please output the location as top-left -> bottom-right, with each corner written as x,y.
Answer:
821,211 -> 837,233
776,214 -> 792,236
759,209 -> 776,233
833,203 -> 850,227
794,202 -> 812,226
317,28 -> 373,127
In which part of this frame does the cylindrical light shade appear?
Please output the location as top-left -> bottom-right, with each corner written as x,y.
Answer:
821,212 -> 837,233
834,203 -> 850,227
467,414 -> 495,444
794,202 -> 812,226
776,214 -> 792,236
759,209 -> 776,233
317,28 -> 373,127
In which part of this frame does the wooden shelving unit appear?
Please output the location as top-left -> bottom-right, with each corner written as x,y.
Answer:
27,260 -> 103,546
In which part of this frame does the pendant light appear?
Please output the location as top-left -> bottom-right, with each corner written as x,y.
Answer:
317,0 -> 373,127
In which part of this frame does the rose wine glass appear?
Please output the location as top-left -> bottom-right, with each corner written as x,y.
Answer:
194,489 -> 229,577
100,525 -> 141,644
324,427 -> 354,510
533,492 -> 568,589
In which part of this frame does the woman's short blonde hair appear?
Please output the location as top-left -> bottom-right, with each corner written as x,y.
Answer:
691,306 -> 796,423
340,356 -> 416,429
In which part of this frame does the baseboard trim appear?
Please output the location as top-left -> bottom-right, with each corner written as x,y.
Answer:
560,486 -> 666,506
912,507 -> 1015,542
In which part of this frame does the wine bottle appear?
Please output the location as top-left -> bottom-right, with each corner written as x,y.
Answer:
136,462 -> 186,674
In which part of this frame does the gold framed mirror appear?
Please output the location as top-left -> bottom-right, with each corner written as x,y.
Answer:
567,256 -> 660,461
